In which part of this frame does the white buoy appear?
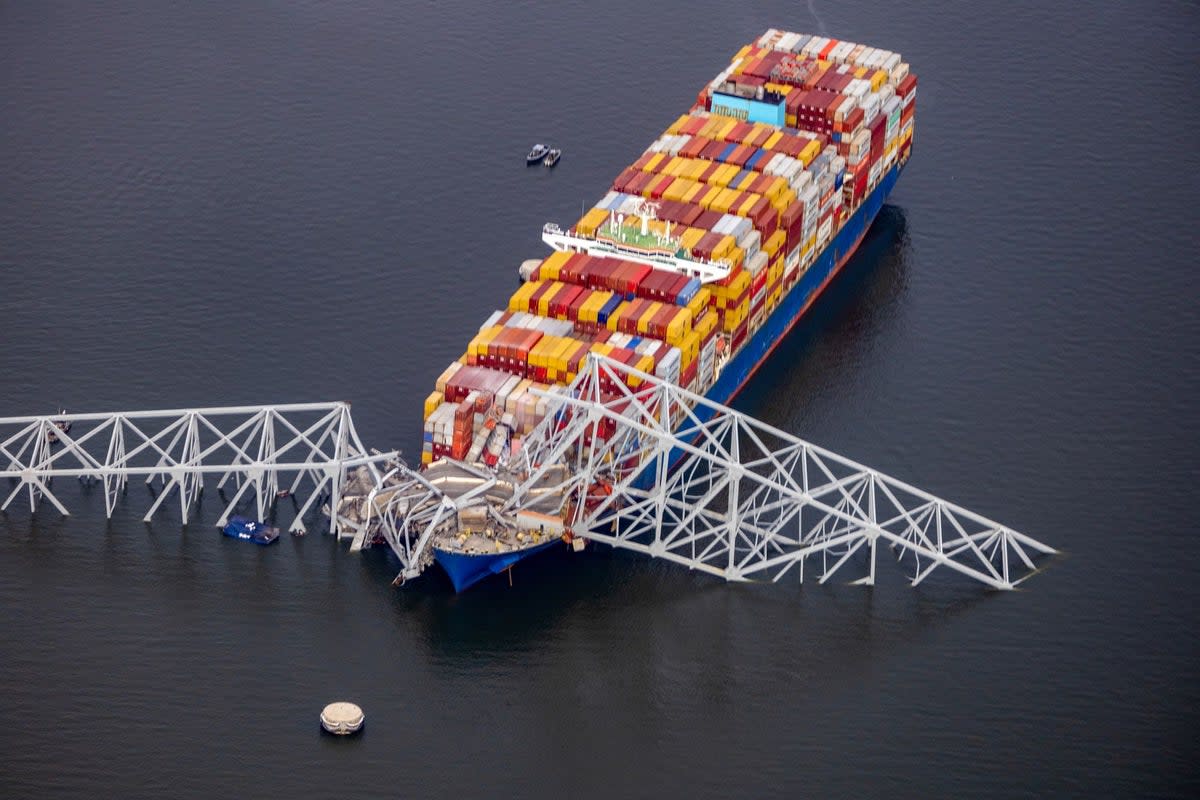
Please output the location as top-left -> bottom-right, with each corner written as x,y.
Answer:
320,702 -> 364,735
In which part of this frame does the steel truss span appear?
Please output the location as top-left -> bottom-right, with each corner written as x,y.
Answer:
506,356 -> 1056,590
0,403 -> 395,536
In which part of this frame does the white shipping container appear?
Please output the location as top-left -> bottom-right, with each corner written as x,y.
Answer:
738,227 -> 761,253
817,216 -> 833,245
729,216 -> 752,241
881,52 -> 901,74
891,62 -> 910,85
845,78 -> 870,100
757,28 -> 780,48
746,250 -> 769,277
480,310 -> 505,331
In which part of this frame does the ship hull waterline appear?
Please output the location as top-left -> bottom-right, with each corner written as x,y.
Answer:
432,160 -> 905,591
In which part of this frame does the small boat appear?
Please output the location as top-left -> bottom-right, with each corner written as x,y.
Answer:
222,516 -> 280,546
46,410 -> 71,444
543,148 -> 562,168
526,143 -> 549,164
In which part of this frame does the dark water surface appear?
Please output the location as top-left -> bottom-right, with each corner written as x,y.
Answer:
2,2 -> 1198,797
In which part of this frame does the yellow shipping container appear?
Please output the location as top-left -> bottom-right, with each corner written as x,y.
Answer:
763,230 -> 787,258
697,185 -> 722,210
786,114 -> 797,128
715,118 -> 738,141
509,280 -> 540,312
423,391 -> 443,420
698,117 -> 723,138
636,301 -> 662,335
763,131 -> 783,150
680,180 -> 706,205
713,234 -> 736,260
644,152 -> 666,174
471,325 -> 503,357
421,451 -> 433,466
695,308 -> 719,339
679,227 -> 706,252
712,188 -> 738,213
798,138 -> 822,166
684,159 -> 708,181
666,114 -> 693,135
664,156 -> 688,177
537,282 -> 563,317
732,44 -> 753,63
576,207 -> 609,236
719,163 -> 743,186
528,336 -> 552,369
540,250 -> 571,281
726,245 -> 745,271
854,66 -> 869,78
665,308 -> 693,346
870,69 -> 888,91
663,178 -> 693,203
768,257 -> 783,284
766,177 -> 789,201
736,193 -> 760,217
606,301 -> 631,332
687,287 -> 711,319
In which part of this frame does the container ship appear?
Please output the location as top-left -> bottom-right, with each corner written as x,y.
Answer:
420,29 -> 917,591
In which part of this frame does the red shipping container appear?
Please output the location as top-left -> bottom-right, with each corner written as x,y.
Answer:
701,139 -> 728,161
665,274 -> 690,304
696,161 -> 721,184
632,152 -> 656,172
648,173 -> 674,200
561,255 -> 585,286
649,305 -> 676,340
527,282 -> 551,313
680,136 -> 709,159
751,269 -> 768,295
694,209 -> 723,230
626,171 -> 653,196
552,284 -> 583,318
869,112 -> 887,156
613,167 -> 641,193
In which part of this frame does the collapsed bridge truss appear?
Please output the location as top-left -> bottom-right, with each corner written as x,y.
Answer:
0,402 -> 394,535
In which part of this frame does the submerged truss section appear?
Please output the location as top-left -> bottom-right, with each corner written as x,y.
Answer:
507,356 -> 1055,590
0,403 -> 394,535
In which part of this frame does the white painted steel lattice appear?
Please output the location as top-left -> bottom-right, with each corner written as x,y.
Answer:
504,356 -> 1055,590
0,403 -> 394,535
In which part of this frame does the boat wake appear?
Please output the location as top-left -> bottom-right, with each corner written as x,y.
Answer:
807,0 -> 829,36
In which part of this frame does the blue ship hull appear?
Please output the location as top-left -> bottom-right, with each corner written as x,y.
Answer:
435,538 -> 561,593
434,161 -> 905,591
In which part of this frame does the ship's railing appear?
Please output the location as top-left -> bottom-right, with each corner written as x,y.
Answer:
542,223 -> 732,283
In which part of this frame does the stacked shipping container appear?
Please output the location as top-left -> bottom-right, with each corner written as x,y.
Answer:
421,29 -> 914,467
